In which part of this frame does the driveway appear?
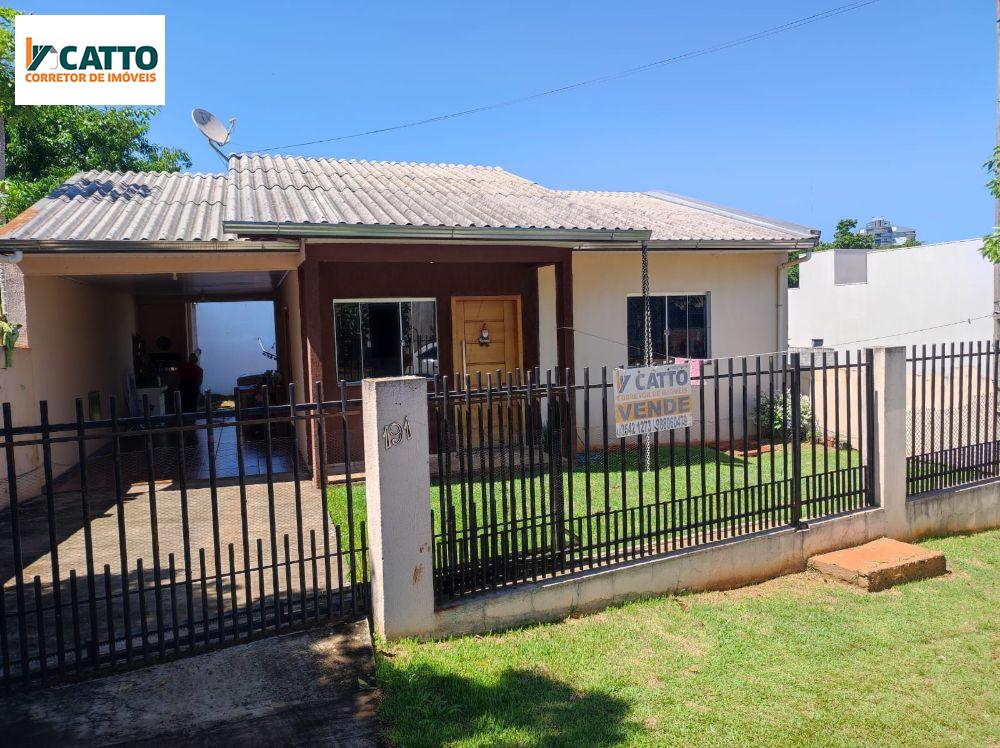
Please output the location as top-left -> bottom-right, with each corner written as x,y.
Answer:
1,619 -> 380,746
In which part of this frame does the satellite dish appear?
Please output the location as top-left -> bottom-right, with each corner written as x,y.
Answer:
191,108 -> 231,145
191,108 -> 236,161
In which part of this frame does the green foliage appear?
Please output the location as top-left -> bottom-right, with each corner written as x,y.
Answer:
0,309 -> 19,367
787,250 -> 800,288
817,218 -> 877,251
751,389 -> 812,441
982,146 -> 1000,263
0,8 -> 191,220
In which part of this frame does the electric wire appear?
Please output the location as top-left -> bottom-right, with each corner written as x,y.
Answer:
248,0 -> 884,153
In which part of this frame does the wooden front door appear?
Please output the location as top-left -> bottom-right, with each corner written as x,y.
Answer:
451,296 -> 522,385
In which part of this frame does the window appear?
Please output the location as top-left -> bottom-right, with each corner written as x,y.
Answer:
626,294 -> 709,365
333,299 -> 438,381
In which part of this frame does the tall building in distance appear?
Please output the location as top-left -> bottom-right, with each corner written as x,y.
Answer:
860,216 -> 917,246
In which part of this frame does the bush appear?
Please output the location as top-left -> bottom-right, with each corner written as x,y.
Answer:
752,390 -> 812,442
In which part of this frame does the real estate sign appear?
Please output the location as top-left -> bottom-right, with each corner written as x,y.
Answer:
613,364 -> 693,438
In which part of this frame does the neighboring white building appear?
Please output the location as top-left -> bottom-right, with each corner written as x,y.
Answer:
788,238 -> 993,351
860,216 -> 917,246
194,301 -> 277,392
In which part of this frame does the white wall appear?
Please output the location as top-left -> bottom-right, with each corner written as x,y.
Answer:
570,250 -> 786,446
194,301 -> 277,393
572,249 -> 786,371
789,239 -> 993,351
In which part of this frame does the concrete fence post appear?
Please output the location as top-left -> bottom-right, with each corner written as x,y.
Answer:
872,346 -> 908,538
361,376 -> 435,639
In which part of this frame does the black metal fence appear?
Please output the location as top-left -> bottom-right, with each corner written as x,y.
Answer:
0,384 -> 368,692
429,351 -> 875,603
907,341 -> 1000,495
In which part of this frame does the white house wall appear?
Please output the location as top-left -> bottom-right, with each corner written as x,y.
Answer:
572,250 -> 786,370
571,250 -> 787,446
788,239 -> 992,351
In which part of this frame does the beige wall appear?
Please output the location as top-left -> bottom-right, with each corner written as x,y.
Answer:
276,271 -> 310,459
0,348 -> 41,501
25,275 -> 136,419
0,276 -> 136,501
572,250 -> 784,370
537,265 -> 557,375
571,250 -> 786,446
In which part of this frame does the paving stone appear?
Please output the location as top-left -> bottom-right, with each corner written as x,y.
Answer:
808,537 -> 946,592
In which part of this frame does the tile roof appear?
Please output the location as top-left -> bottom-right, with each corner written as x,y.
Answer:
224,154 -> 638,233
1,154 -> 818,245
225,154 -> 815,242
0,170 -> 232,242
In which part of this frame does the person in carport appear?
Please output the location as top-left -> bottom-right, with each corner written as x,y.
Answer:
178,352 -> 204,413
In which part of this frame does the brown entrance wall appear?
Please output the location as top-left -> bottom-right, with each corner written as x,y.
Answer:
317,260 -> 542,395
297,243 -> 574,464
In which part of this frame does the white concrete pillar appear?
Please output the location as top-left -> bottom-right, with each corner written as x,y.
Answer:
872,346 -> 908,538
361,376 -> 435,639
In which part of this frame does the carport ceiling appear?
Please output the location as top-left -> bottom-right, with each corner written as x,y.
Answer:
64,271 -> 286,297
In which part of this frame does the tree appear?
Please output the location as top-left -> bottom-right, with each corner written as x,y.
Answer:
822,218 -> 877,250
982,145 -> 1000,262
0,8 -> 191,220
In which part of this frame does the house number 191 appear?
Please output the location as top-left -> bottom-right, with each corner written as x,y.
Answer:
383,416 -> 411,450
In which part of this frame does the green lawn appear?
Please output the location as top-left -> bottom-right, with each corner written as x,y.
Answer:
327,443 -> 862,544
375,530 -> 1000,747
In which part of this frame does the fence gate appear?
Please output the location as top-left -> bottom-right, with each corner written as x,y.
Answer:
0,384 -> 369,692
429,352 -> 875,603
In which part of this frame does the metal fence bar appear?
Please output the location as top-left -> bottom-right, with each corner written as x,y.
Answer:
0,390 -> 369,692
906,339 -> 1000,496
428,351 -> 874,603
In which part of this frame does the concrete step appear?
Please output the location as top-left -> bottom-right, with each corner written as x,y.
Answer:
808,537 -> 946,592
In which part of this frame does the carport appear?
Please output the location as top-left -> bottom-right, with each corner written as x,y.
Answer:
0,169 -> 304,496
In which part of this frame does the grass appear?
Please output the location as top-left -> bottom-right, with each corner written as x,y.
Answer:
375,530 -> 1000,747
327,443 -> 862,542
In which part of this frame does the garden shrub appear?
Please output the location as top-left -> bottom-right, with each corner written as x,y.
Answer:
752,390 -> 812,441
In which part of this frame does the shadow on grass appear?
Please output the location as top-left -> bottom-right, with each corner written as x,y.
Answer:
377,661 -> 634,747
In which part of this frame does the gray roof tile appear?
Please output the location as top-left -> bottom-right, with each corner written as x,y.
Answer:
1,170 -> 232,242
1,154 -> 817,245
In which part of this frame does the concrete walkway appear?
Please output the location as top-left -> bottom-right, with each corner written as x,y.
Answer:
1,619 -> 380,746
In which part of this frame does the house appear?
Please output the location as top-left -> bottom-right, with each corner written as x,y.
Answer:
0,154 -> 818,492
788,238 -> 992,351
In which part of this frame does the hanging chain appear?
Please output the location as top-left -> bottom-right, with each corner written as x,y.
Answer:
642,241 -> 651,367
641,240 -> 652,470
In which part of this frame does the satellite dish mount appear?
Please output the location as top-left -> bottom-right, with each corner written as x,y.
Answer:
191,108 -> 236,161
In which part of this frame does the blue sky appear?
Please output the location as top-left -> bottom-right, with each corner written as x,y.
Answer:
21,0 -> 996,242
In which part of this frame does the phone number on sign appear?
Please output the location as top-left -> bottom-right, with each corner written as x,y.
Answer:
614,414 -> 693,438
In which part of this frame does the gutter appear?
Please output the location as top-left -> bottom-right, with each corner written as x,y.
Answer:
0,240 -> 298,253
0,250 -> 22,263
223,221 -> 652,244
776,236 -> 818,352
